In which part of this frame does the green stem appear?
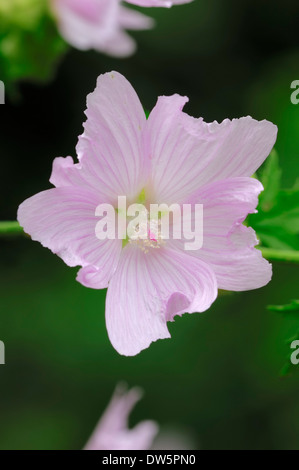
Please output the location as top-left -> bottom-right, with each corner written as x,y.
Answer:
260,247 -> 299,263
0,221 -> 299,264
0,221 -> 24,236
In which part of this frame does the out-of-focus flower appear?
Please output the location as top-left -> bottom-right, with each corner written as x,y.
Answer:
151,427 -> 197,450
0,0 -> 193,85
18,72 -> 278,356
50,0 -> 153,57
84,384 -> 158,450
125,0 -> 193,7
0,0 -> 67,85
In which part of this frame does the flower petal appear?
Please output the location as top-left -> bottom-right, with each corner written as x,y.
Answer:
201,225 -> 273,291
49,156 -> 114,204
125,0 -> 193,7
106,245 -> 217,356
17,187 -> 121,288
147,95 -> 277,203
119,6 -> 154,30
100,30 -> 137,57
190,176 -> 264,232
76,71 -> 149,203
84,384 -> 158,450
51,0 -> 119,51
170,177 -> 272,291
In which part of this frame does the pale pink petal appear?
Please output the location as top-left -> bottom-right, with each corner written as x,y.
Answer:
125,0 -> 193,7
52,0 -> 156,56
106,246 -> 217,356
17,187 -> 121,288
147,95 -> 277,203
76,71 -> 149,203
84,384 -> 158,450
101,30 -> 137,57
189,177 -> 264,232
77,264 -> 116,290
119,6 -> 154,30
201,225 -> 272,291
195,178 -> 272,290
170,177 -> 272,291
50,156 -> 80,188
51,0 -> 119,51
50,156 -> 115,204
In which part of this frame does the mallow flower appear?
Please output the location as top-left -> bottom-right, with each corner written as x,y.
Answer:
84,384 -> 192,450
50,0 -> 154,57
50,0 -> 192,57
84,384 -> 158,450
18,71 -> 278,356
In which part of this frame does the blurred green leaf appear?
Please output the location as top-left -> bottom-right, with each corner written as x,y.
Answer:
268,299 -> 299,316
0,0 -> 67,91
249,150 -> 299,251
259,149 -> 282,212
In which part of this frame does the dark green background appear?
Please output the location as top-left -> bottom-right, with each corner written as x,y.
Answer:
1,0 -> 299,450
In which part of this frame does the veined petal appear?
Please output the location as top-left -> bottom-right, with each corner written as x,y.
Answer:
50,156 -> 115,204
76,71 -> 149,203
106,245 -> 217,356
201,225 -> 272,292
17,187 -> 121,288
190,177 -> 264,232
147,95 -> 277,203
170,177 -> 272,291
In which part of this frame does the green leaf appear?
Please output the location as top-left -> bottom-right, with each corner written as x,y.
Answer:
249,150 -> 299,251
268,299 -> 299,313
258,149 -> 282,212
268,300 -> 299,319
0,0 -> 67,91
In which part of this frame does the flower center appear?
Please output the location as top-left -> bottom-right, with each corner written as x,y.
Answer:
128,216 -> 165,254
118,188 -> 166,253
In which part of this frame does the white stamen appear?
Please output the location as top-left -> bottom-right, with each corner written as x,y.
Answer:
128,218 -> 165,253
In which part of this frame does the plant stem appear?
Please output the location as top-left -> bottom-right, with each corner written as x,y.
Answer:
0,221 -> 24,237
260,247 -> 299,263
0,221 -> 299,264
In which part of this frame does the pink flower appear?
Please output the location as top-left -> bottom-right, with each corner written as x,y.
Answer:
50,0 -> 154,57
125,0 -> 193,7
18,71 -> 278,356
84,384 -> 158,450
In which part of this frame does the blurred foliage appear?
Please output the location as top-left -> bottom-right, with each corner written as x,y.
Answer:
1,0 -> 299,451
268,301 -> 299,376
0,0 -> 67,93
269,300 -> 299,316
249,151 -> 299,251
